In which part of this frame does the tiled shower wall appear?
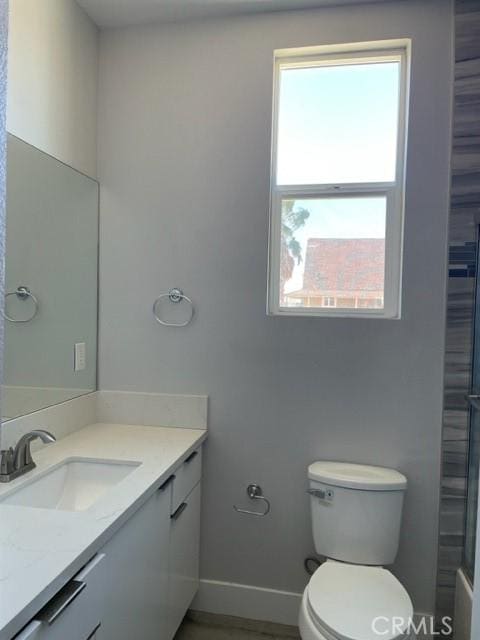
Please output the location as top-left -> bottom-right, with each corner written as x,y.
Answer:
437,0 -> 480,623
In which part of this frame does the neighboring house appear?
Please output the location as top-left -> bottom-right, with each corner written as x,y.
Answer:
285,238 -> 385,309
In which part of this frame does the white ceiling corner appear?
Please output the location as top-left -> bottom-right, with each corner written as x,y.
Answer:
76,0 -> 396,29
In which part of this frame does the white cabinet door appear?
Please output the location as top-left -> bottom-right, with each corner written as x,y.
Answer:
167,482 -> 201,639
171,450 -> 202,513
100,484 -> 171,640
13,555 -> 105,640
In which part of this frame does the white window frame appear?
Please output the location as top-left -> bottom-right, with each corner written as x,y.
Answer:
267,41 -> 410,319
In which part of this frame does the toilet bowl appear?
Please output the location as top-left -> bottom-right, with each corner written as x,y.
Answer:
298,561 -> 413,640
301,462 -> 413,640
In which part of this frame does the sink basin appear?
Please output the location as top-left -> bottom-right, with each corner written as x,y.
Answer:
0,458 -> 141,511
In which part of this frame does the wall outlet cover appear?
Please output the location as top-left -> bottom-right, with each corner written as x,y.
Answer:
74,342 -> 86,372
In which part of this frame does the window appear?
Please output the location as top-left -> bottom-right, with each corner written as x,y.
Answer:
268,42 -> 409,318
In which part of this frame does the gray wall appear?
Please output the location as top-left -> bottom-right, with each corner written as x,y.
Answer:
97,0 -> 454,613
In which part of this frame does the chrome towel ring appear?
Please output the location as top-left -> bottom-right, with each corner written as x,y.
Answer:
3,286 -> 39,323
234,484 -> 271,517
153,288 -> 194,327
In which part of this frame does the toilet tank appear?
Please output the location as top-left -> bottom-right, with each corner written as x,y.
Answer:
308,461 -> 407,566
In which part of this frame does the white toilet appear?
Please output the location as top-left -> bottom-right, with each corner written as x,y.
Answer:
299,461 -> 414,640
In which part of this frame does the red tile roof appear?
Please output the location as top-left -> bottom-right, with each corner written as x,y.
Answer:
289,238 -> 385,298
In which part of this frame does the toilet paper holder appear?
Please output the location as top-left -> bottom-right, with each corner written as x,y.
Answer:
233,483 -> 270,517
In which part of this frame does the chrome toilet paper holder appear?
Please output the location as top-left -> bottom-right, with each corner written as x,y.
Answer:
233,483 -> 270,517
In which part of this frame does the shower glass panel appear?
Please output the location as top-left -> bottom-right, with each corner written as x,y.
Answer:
464,234 -> 480,581
465,409 -> 480,580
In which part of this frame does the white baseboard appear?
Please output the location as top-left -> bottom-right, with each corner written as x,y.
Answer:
191,579 -> 302,627
192,580 -> 436,636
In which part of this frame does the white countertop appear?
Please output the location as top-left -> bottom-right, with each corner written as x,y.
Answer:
0,423 -> 207,640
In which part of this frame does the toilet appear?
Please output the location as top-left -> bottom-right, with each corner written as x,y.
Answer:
299,461 -> 414,640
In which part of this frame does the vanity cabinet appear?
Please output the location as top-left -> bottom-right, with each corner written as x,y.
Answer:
100,446 -> 202,640
11,446 -> 202,640
167,482 -> 201,638
100,483 -> 171,640
13,554 -> 105,640
167,449 -> 202,638
101,447 -> 202,640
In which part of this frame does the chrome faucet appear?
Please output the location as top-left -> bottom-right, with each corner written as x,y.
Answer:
0,430 -> 56,482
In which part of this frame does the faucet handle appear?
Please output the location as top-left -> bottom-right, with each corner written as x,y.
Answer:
0,448 -> 14,475
13,430 -> 56,472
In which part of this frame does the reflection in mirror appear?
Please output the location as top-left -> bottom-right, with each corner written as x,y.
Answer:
2,135 -> 98,421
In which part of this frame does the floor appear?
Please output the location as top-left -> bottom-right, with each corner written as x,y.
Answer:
175,612 -> 300,640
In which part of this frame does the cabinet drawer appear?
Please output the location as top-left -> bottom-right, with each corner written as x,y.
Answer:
14,554 -> 105,640
168,482 -> 201,638
100,487 -> 171,640
172,447 -> 202,513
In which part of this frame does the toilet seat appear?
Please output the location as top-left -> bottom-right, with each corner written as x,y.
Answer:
303,562 -> 413,640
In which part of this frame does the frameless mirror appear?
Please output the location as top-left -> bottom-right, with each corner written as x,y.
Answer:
2,135 -> 98,421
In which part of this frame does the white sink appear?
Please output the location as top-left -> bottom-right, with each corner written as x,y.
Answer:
0,458 -> 141,511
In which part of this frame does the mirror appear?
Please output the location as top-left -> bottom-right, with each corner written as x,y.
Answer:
2,135 -> 99,421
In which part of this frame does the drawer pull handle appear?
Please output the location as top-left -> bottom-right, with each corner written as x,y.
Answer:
159,474 -> 175,491
37,580 -> 87,625
171,502 -> 188,520
76,553 -> 105,581
86,622 -> 102,639
184,450 -> 198,464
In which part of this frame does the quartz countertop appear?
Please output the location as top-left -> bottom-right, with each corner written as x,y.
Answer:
0,423 -> 207,640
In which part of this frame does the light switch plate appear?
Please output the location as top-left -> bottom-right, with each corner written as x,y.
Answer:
74,342 -> 86,371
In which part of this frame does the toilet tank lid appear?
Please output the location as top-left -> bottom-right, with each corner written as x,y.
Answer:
308,461 -> 407,491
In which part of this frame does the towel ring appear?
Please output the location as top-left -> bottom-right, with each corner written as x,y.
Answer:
153,288 -> 194,327
3,286 -> 39,323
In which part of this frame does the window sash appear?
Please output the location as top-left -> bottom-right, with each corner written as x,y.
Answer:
267,42 -> 409,319
267,186 -> 403,318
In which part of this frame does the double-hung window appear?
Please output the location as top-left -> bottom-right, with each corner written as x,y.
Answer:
268,42 -> 409,318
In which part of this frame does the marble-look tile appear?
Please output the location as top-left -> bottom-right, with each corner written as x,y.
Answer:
451,173 -> 480,205
452,142 -> 480,175
176,612 -> 300,640
436,585 -> 456,616
449,208 -> 478,244
175,621 -> 284,640
455,58 -> 480,82
456,0 -> 480,12
454,103 -> 480,138
439,498 -> 465,519
442,476 -> 467,498
438,544 -> 463,573
438,569 -> 457,590
456,10 -> 480,62
454,75 -> 480,106
442,450 -> 468,479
